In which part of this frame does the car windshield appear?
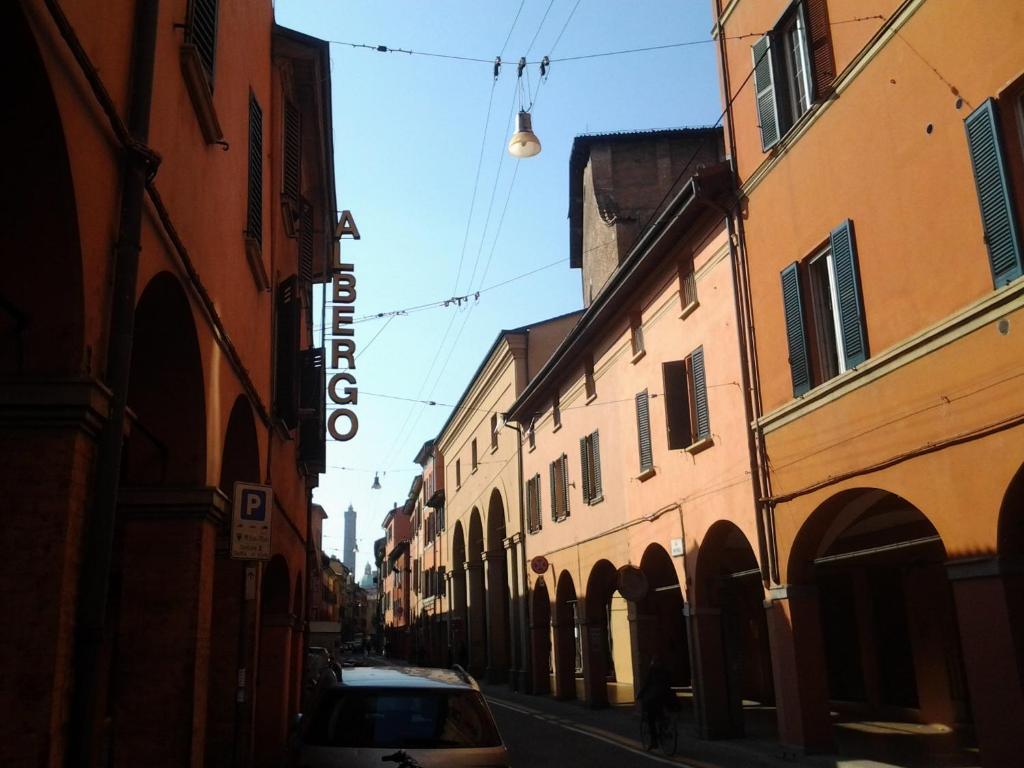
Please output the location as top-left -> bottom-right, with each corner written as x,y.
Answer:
305,687 -> 502,749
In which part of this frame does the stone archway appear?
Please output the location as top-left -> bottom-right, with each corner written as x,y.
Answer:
0,5 -> 86,761
466,509 -> 487,677
583,559 -> 619,708
778,488 -> 972,761
110,272 -> 211,765
553,571 -> 579,700
530,577 -> 553,694
485,489 -> 511,683
691,521 -> 771,739
633,544 -> 690,696
450,521 -> 468,668
206,396 -> 261,766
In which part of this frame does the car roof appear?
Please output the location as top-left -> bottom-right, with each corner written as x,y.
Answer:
338,666 -> 477,691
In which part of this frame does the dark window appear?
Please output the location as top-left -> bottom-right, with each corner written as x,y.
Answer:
471,439 -> 478,471
455,458 -> 461,488
635,389 -> 653,472
629,311 -> 645,356
549,454 -> 569,521
680,261 -> 698,311
552,393 -> 561,429
662,347 -> 710,449
528,421 -> 536,451
584,356 -> 596,400
780,220 -> 867,396
298,347 -> 325,472
490,413 -> 499,450
579,431 -> 603,504
752,0 -> 835,151
186,0 -> 219,85
274,276 -> 300,429
247,94 -> 263,247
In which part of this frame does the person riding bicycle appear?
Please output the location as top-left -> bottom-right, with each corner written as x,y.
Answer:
637,655 -> 673,750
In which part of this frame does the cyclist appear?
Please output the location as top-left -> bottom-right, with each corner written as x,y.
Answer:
637,655 -> 673,750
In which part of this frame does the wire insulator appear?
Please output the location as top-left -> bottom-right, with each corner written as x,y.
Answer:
517,56 -> 526,78
540,55 -> 550,78
494,56 -> 501,79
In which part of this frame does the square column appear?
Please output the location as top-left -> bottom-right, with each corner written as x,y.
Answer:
464,561 -> 487,677
947,558 -> 1024,768
764,585 -> 833,754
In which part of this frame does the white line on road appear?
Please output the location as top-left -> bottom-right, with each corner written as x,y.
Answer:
486,696 -> 700,768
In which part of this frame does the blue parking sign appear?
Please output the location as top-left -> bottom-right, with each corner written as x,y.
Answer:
240,488 -> 267,521
231,482 -> 273,560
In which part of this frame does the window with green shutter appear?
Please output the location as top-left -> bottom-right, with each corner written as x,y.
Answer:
690,347 -> 710,441
965,99 -> 1023,286
579,431 -> 603,504
186,0 -> 219,86
246,94 -> 263,248
781,262 -> 811,397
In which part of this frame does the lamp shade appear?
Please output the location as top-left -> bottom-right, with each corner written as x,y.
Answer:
371,472 -> 381,490
508,110 -> 541,158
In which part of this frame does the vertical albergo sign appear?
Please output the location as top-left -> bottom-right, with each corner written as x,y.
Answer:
327,210 -> 361,442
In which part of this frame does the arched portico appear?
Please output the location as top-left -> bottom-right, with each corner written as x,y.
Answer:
485,489 -> 511,683
633,544 -> 690,700
691,521 -> 771,739
530,577 -> 553,694
466,509 -> 487,677
774,488 -> 972,762
582,559 -> 621,708
255,555 -> 293,768
553,571 -> 580,700
206,396 -> 261,766
450,521 -> 468,667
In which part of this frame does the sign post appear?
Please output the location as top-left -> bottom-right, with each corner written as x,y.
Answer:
230,482 -> 272,768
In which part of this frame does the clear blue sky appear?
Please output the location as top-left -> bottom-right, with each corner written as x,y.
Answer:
274,1 -> 722,574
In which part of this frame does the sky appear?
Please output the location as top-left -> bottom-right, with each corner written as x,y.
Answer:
273,1 -> 724,575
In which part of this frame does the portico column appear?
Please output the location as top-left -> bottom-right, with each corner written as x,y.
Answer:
484,550 -> 509,682
686,603 -> 740,738
464,561 -> 486,677
505,534 -> 528,690
764,585 -> 833,754
947,557 -> 1024,768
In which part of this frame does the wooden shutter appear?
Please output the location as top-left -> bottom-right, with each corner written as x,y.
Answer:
635,390 -> 653,471
830,220 -> 868,369
804,0 -> 835,101
780,263 -> 811,396
275,276 -> 300,428
187,0 -> 219,84
690,347 -> 710,440
965,99 -> 1024,286
283,101 -> 301,201
579,437 -> 591,503
549,461 -> 558,521
561,454 -> 570,518
752,35 -> 781,151
247,95 -> 264,246
299,202 -> 314,285
591,430 -> 603,500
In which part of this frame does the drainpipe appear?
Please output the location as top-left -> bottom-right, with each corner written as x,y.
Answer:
62,1 -> 161,765
713,0 -> 777,585
505,417 -> 533,693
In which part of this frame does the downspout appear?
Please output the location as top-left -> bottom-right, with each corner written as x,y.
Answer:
714,1 -> 777,585
61,1 -> 161,765
505,418 -> 532,693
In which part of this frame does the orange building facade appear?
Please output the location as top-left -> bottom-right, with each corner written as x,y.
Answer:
714,0 -> 1024,764
2,1 -> 336,765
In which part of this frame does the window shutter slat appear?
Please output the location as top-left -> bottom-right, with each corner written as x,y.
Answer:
550,461 -> 557,521
780,263 -> 811,397
591,430 -> 603,500
275,276 -> 300,428
187,0 -> 219,84
691,347 -> 710,440
965,99 -> 1023,286
247,95 -> 264,246
804,0 -> 835,101
829,220 -> 868,369
299,202 -> 314,284
284,101 -> 301,201
562,454 -> 570,518
752,36 -> 780,151
635,390 -> 653,471
579,437 -> 591,504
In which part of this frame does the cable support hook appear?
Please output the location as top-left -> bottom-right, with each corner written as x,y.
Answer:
493,56 -> 501,80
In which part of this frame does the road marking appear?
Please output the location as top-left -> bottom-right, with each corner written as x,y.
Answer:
486,696 -> 699,767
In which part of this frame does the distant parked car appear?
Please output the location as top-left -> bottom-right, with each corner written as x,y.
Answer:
306,646 -> 331,685
288,666 -> 509,767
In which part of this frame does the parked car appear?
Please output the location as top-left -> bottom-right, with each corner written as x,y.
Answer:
289,666 -> 509,767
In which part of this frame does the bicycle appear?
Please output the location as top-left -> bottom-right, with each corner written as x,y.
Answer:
640,705 -> 678,756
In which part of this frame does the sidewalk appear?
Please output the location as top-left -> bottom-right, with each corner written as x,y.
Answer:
479,683 -> 914,768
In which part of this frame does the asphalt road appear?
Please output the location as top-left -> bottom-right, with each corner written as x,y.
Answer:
486,694 -> 691,768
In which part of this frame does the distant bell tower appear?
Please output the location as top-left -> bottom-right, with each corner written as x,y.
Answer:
343,504 -> 357,571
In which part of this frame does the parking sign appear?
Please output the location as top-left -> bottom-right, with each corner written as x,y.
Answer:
231,482 -> 273,560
